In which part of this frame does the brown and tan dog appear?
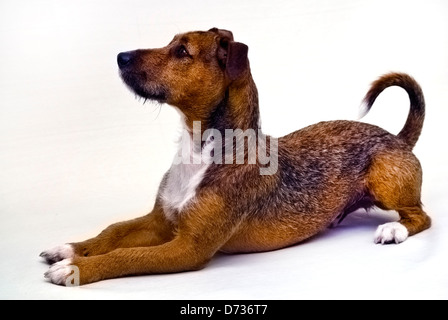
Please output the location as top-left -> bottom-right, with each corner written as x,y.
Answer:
41,28 -> 431,285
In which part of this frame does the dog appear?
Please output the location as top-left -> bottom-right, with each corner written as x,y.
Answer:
41,28 -> 431,285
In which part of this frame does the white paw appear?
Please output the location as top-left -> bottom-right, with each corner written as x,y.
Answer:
374,222 -> 409,244
40,244 -> 74,264
44,258 -> 80,286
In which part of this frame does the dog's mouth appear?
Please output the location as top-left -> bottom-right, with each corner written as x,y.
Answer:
120,71 -> 168,103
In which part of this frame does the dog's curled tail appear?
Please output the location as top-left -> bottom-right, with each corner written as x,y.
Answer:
361,72 -> 425,149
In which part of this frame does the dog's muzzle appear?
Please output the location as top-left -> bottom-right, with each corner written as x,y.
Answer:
117,50 -> 168,103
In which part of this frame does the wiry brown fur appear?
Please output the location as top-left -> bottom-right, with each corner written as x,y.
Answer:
41,28 -> 430,285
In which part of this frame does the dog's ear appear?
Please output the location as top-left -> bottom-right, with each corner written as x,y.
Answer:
216,38 -> 249,81
226,41 -> 249,81
210,28 -> 249,81
209,28 -> 234,41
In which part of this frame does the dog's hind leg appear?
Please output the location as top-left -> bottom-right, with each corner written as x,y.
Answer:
366,151 -> 431,244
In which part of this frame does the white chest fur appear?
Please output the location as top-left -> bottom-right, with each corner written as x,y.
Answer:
160,133 -> 213,221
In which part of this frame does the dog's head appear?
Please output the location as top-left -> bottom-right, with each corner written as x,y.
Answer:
118,28 -> 249,118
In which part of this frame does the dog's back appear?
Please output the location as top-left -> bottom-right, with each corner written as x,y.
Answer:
220,73 -> 429,251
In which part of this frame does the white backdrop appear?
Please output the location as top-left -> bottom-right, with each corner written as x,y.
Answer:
1,0 -> 447,299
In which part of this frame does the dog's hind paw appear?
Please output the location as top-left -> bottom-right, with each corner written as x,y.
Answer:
374,222 -> 409,244
40,244 -> 74,264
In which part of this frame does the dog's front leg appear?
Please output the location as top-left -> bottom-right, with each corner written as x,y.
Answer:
44,193 -> 240,285
41,201 -> 174,264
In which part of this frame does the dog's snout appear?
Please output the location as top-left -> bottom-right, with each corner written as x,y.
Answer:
117,51 -> 135,69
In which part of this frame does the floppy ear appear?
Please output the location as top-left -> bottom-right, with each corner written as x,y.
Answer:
211,28 -> 249,81
217,39 -> 249,81
225,41 -> 249,81
209,27 -> 234,41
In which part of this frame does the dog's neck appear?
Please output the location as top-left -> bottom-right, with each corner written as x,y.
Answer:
224,74 -> 260,132
182,73 -> 260,136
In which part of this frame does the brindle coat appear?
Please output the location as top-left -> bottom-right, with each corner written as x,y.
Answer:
42,28 -> 430,285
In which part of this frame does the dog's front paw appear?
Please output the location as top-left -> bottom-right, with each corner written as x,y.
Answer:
40,244 -> 75,264
44,259 -> 80,286
374,222 -> 409,244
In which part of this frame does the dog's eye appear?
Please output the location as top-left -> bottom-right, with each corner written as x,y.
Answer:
175,45 -> 190,59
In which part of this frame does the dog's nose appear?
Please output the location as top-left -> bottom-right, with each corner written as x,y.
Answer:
117,51 -> 134,68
